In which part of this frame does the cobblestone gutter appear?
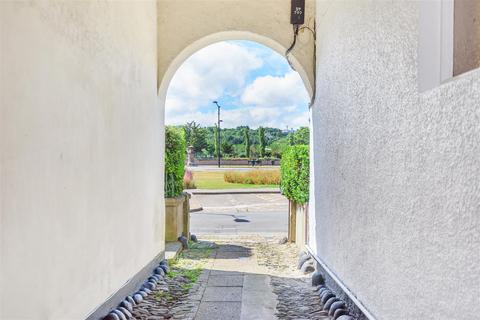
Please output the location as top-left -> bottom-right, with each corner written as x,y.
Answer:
102,236 -> 361,320
103,241 -> 216,320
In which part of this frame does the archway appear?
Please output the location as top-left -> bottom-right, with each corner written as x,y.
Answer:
160,33 -> 313,249
158,31 -> 314,105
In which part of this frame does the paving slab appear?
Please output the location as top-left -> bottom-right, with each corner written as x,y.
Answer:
195,302 -> 242,320
207,275 -> 244,287
203,286 -> 243,302
165,241 -> 182,259
217,244 -> 252,252
210,270 -> 245,276
240,274 -> 277,320
216,252 -> 252,259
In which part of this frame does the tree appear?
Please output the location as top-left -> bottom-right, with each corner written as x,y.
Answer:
190,127 -> 208,153
258,127 -> 266,157
270,137 -> 289,158
250,144 -> 260,158
288,133 -> 295,146
294,127 -> 309,145
221,141 -> 234,155
184,121 -> 199,146
243,126 -> 251,158
184,121 -> 208,153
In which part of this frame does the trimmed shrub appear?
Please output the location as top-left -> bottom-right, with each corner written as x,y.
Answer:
224,170 -> 280,185
280,145 -> 309,204
165,126 -> 186,198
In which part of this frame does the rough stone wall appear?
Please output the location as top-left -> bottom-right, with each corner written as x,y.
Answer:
0,2 -> 162,319
310,1 -> 480,319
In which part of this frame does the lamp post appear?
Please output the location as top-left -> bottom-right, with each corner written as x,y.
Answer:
213,101 -> 222,168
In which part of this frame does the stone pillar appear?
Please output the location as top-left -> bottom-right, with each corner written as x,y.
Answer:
165,195 -> 186,241
186,145 -> 196,166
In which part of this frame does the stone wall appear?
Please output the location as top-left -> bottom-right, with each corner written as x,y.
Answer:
0,2 -> 162,319
309,1 -> 480,319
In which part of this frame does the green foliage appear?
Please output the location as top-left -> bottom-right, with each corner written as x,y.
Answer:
258,127 -> 266,157
280,145 -> 309,204
288,133 -> 295,146
294,127 -> 309,145
243,126 -> 251,158
184,121 -> 208,153
183,121 -> 198,146
270,137 -> 289,158
177,123 -> 306,158
232,143 -> 246,158
221,140 -> 234,155
250,144 -> 260,158
165,126 -> 186,198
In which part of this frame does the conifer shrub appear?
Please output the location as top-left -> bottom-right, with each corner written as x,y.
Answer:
280,145 -> 309,204
165,126 -> 186,198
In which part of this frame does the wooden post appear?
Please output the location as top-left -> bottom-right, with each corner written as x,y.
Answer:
288,199 -> 297,243
182,192 -> 191,239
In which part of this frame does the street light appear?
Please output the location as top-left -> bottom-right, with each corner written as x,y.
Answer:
213,101 -> 222,168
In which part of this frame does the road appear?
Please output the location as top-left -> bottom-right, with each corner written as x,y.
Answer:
190,192 -> 288,236
188,165 -> 279,172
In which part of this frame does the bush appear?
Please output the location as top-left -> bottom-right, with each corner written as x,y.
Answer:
165,126 -> 186,198
224,170 -> 280,185
280,145 -> 309,204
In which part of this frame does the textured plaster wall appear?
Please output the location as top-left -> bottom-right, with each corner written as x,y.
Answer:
0,2 -> 163,319
157,0 -> 316,98
311,1 -> 480,319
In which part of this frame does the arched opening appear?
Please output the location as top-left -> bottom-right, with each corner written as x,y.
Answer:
159,31 -> 312,248
157,33 -> 315,318
158,31 -> 313,103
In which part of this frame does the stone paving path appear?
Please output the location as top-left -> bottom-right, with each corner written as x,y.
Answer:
195,242 -> 277,320
131,235 -> 331,320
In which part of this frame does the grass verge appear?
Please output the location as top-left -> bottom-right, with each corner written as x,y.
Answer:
192,170 -> 279,189
154,240 -> 217,301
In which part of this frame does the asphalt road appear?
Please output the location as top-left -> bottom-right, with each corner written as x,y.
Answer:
188,165 -> 279,172
190,193 -> 288,236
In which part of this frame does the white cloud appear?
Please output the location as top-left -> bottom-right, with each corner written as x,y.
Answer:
165,42 -> 262,117
241,71 -> 309,108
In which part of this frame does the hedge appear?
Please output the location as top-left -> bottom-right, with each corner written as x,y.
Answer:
165,126 -> 186,198
224,170 -> 280,185
280,145 -> 309,204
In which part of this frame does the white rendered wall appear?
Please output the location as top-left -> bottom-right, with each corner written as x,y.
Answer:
157,0 -> 316,100
310,1 -> 480,319
0,2 -> 163,319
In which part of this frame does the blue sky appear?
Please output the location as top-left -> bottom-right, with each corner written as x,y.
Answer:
165,40 -> 309,129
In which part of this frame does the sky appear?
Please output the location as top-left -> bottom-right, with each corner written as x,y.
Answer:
165,40 -> 310,129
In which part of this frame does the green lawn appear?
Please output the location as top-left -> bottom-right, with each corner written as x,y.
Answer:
192,171 -> 279,189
